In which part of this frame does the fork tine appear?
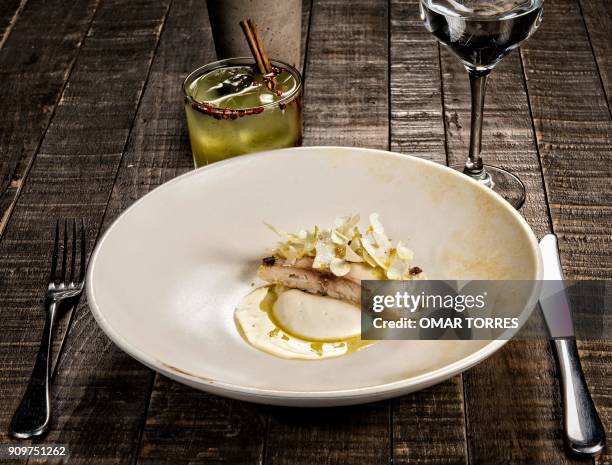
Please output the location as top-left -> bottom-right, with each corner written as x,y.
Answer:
49,220 -> 60,283
69,219 -> 77,283
60,219 -> 68,284
78,219 -> 87,283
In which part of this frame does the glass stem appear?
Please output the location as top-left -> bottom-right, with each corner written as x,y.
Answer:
464,69 -> 491,184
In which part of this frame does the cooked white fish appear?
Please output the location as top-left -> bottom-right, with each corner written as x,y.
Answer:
257,256 -> 387,305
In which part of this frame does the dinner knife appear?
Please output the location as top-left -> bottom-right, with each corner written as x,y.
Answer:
539,234 -> 606,457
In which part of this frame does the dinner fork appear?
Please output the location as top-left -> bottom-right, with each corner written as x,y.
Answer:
10,219 -> 87,439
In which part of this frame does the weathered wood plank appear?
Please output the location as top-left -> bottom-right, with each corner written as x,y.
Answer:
521,0 -> 612,278
438,31 -> 583,464
0,0 -> 100,456
389,1 -> 468,464
579,0 -> 612,112
464,340 -> 578,465
0,0 -> 25,49
264,1 -> 390,464
520,0 -> 612,463
390,0 -> 446,163
392,378 -> 468,465
138,377 -> 267,465
0,0 -> 171,462
0,0 -> 99,237
267,403 -> 390,465
302,0 -> 389,148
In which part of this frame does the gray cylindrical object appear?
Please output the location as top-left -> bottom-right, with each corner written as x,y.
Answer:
206,0 -> 302,69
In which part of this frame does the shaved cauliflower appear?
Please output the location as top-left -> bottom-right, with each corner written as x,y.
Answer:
266,214 -> 423,280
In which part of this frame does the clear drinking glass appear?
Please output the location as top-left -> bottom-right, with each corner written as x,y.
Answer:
420,0 -> 544,208
183,58 -> 303,167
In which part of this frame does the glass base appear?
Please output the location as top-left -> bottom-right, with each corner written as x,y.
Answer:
451,164 -> 526,210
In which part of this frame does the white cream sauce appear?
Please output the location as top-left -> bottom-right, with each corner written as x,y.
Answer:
272,289 -> 362,341
234,286 -> 373,360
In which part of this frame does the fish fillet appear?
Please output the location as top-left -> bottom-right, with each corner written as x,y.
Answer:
257,257 -> 371,305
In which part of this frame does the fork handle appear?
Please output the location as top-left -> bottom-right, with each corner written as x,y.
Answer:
10,301 -> 59,439
552,337 -> 606,457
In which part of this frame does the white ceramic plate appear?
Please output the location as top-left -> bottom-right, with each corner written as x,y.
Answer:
87,147 -> 542,406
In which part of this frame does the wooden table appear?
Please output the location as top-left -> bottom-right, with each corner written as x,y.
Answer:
0,0 -> 610,463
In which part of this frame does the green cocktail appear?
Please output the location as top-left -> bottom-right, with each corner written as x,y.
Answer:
182,58 -> 303,167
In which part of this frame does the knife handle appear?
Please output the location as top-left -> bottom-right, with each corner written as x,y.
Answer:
552,337 -> 606,457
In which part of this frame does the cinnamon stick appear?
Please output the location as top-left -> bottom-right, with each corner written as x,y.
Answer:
240,18 -> 275,89
239,19 -> 267,76
247,19 -> 272,75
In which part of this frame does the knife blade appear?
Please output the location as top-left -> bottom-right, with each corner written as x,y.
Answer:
538,233 -> 606,458
539,234 -> 574,338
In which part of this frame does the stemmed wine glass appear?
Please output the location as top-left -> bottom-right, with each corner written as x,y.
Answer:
420,0 -> 544,208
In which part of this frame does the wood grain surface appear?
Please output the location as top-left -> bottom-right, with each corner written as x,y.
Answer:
522,0 -> 612,279
0,0 -> 99,236
579,0 -> 612,112
521,1 -> 612,464
302,0 -> 388,148
0,0 -> 25,49
390,0 -> 446,163
0,0 -> 171,463
0,0 -> 610,463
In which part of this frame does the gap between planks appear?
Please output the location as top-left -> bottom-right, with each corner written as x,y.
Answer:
0,0 -> 28,50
